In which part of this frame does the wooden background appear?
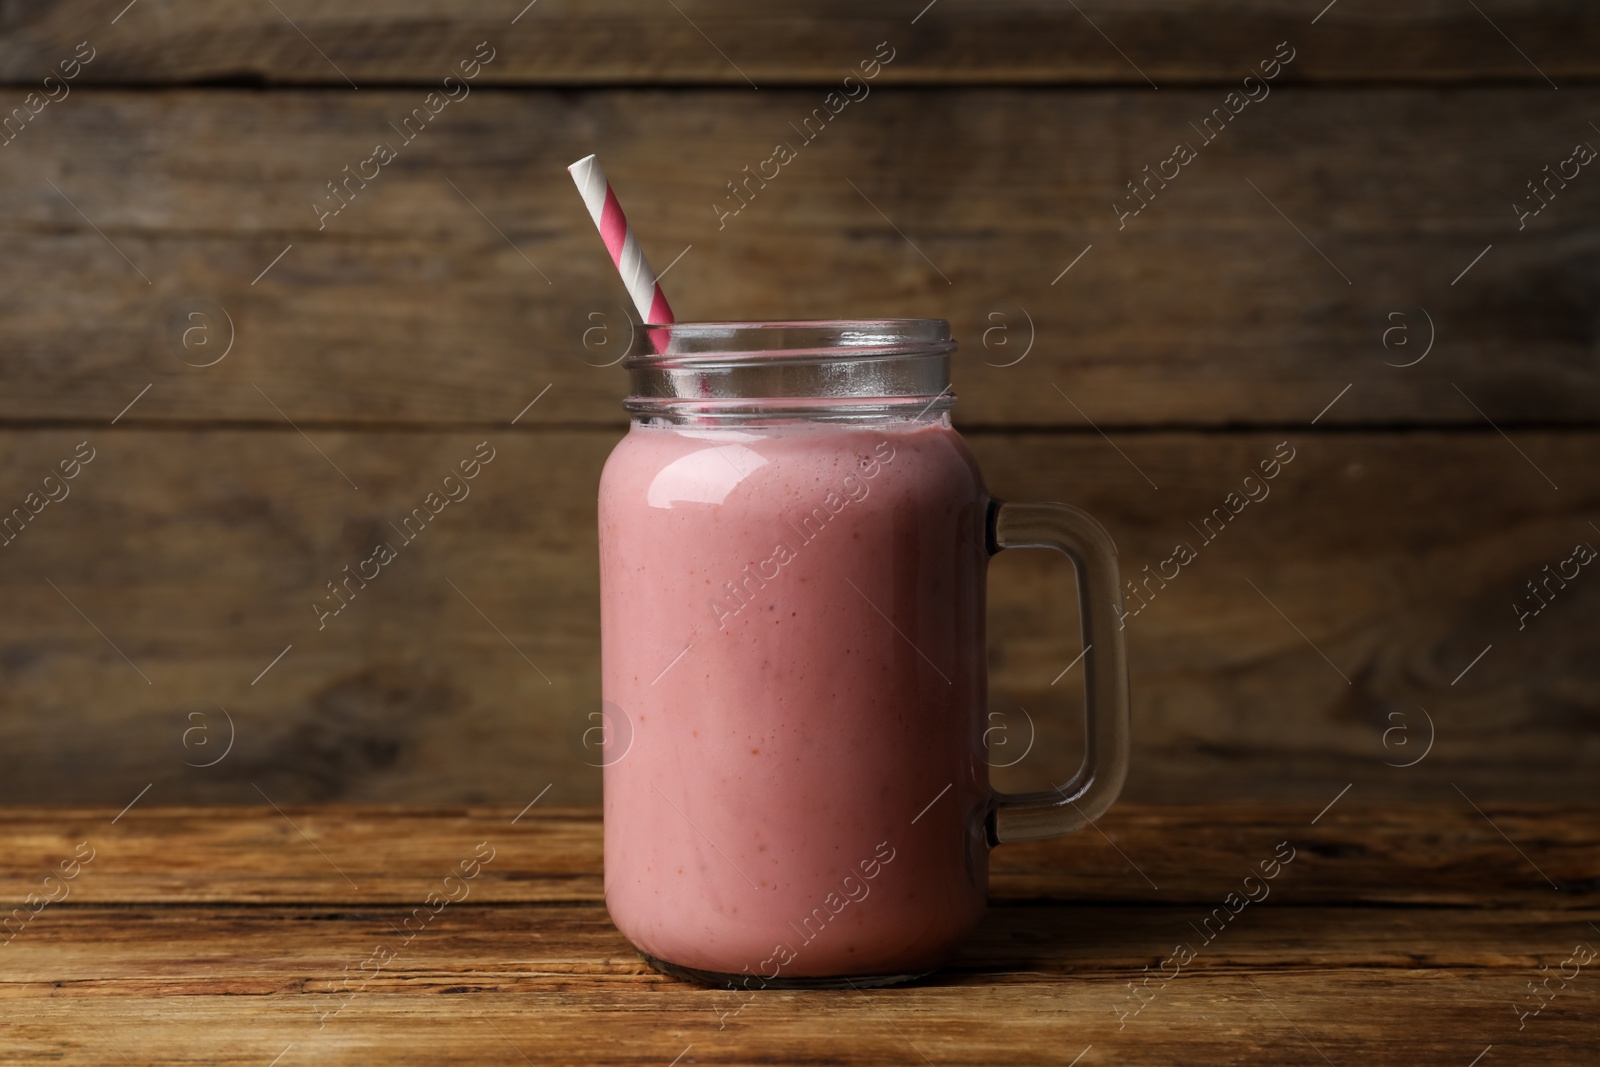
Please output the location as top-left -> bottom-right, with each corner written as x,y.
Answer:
0,0 -> 1596,807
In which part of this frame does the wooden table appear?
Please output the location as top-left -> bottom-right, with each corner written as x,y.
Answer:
2,803 -> 1595,1064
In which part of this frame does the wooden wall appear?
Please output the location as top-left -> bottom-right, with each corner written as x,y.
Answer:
0,1 -> 1595,806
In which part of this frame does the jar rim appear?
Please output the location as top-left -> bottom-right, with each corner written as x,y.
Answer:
623,318 -> 956,423
627,318 -> 953,367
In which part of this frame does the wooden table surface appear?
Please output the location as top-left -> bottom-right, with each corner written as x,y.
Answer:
2,803 -> 1595,1065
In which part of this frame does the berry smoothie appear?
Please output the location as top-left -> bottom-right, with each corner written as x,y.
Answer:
599,417 -> 991,980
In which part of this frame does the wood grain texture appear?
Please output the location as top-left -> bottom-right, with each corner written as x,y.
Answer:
1,805 -> 1594,905
1,1 -> 1598,85
0,805 -> 1595,1065
0,88 -> 1596,428
0,428 -> 1593,806
0,5 -> 1593,820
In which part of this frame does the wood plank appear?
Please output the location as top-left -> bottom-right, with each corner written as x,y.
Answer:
0,805 -> 1593,907
0,805 -> 1595,1065
0,88 -> 1597,427
0,428 -> 1594,806
2,2 -> 1598,85
4,974 -> 1594,1066
6,904 -> 1597,991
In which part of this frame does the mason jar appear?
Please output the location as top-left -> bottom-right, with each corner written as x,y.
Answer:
597,319 -> 1130,987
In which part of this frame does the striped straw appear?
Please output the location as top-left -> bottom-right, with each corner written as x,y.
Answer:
567,154 -> 675,325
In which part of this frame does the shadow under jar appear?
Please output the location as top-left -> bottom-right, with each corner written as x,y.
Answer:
597,320 -> 1130,988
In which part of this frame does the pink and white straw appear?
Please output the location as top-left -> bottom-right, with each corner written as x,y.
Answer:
567,154 -> 675,324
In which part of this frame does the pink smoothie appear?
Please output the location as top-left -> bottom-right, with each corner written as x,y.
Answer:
599,418 -> 992,980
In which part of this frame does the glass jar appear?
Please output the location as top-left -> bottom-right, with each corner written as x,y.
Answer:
597,320 -> 1129,988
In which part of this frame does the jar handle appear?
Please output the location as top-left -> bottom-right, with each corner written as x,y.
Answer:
986,500 -> 1131,844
